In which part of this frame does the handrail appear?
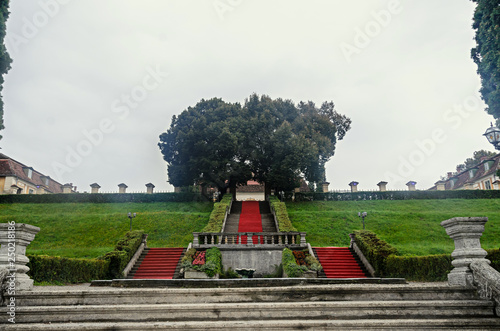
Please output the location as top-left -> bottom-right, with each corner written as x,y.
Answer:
192,231 -> 307,248
269,202 -> 280,232
470,260 -> 500,317
220,199 -> 232,232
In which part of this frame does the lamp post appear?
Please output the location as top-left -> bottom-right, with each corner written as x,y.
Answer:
127,212 -> 136,231
358,212 -> 367,229
483,123 -> 500,150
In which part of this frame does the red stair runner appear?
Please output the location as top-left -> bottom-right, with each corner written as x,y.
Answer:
314,247 -> 367,279
133,248 -> 184,279
238,201 -> 263,244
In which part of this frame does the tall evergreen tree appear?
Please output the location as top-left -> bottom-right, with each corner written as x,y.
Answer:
0,0 -> 11,141
471,0 -> 500,124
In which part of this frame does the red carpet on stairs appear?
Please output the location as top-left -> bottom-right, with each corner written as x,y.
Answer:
133,248 -> 184,279
238,201 -> 263,244
314,247 -> 367,279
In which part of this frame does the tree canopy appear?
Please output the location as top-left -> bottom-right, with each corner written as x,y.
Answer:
158,94 -> 351,194
471,0 -> 500,124
0,0 -> 12,141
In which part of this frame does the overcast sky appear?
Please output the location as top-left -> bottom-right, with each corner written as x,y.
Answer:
0,0 -> 495,193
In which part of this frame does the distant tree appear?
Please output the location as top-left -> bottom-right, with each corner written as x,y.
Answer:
0,0 -> 12,141
471,0 -> 500,124
159,94 -> 351,196
456,149 -> 497,170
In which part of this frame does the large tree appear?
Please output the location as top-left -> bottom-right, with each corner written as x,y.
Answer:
471,0 -> 500,124
455,149 -> 497,171
0,0 -> 12,140
158,94 -> 351,195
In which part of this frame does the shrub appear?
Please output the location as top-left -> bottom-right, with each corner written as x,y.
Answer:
353,231 -> 500,281
294,190 -> 500,202
182,247 -> 222,278
202,194 -> 232,232
353,230 -> 397,277
269,196 -> 297,232
27,255 -> 109,283
100,230 -> 145,278
282,248 -> 307,277
0,192 -> 206,204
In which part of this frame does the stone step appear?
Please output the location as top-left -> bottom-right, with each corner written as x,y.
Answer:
7,300 -> 496,324
4,318 -> 500,330
11,285 -> 483,307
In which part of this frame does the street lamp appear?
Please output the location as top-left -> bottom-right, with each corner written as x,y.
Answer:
127,212 -> 136,231
483,123 -> 500,150
358,212 -> 367,229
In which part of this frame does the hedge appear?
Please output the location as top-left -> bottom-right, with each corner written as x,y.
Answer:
0,192 -> 206,204
269,196 -> 297,232
294,190 -> 500,202
26,230 -> 145,283
100,230 -> 145,278
202,194 -> 232,232
27,255 -> 109,283
353,230 -> 500,281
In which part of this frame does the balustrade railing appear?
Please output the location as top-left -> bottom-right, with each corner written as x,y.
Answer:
192,232 -> 307,248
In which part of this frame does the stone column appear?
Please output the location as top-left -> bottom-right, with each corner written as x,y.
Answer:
377,181 -> 388,192
145,183 -> 155,194
118,183 -> 128,193
62,183 -> 73,193
406,181 -> 417,191
0,222 -> 40,291
90,183 -> 101,194
321,182 -> 330,193
435,181 -> 446,191
349,181 -> 359,193
441,217 -> 489,287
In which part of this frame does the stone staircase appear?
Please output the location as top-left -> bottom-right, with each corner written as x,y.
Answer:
224,200 -> 277,233
314,247 -> 368,278
127,247 -> 184,279
3,283 -> 500,330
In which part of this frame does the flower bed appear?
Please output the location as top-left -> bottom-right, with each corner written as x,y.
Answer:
282,248 -> 322,278
181,247 -> 222,278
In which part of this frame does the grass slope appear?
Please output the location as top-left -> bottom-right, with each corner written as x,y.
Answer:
286,199 -> 500,256
0,202 -> 212,258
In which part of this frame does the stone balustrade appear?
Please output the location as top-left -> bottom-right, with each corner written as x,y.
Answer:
192,232 -> 307,248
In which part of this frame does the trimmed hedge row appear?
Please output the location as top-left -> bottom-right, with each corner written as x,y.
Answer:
353,230 -> 500,281
269,196 -> 297,232
294,190 -> 500,202
0,192 -> 206,204
27,255 -> 109,283
101,230 -> 145,278
202,194 -> 232,232
27,230 -> 145,283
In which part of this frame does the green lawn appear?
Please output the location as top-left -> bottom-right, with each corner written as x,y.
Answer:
0,202 -> 213,258
286,199 -> 500,256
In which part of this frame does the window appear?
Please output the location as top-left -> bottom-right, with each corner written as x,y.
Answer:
485,180 -> 492,190
485,162 -> 490,171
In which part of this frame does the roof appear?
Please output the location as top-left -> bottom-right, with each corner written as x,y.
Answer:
444,154 -> 500,190
0,153 -> 64,193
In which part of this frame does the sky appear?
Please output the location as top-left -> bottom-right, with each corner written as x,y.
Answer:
0,0 -> 496,193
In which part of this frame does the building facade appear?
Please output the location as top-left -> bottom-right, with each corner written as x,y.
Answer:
430,153 -> 500,190
0,153 -> 67,194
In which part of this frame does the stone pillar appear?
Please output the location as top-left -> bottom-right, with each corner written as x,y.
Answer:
441,217 -> 489,287
0,222 -> 40,291
377,181 -> 388,192
90,183 -> 101,194
118,183 -> 128,193
145,183 -> 155,194
321,182 -> 330,193
349,181 -> 359,193
406,181 -> 416,191
62,183 -> 73,194
435,181 -> 446,191
174,187 -> 181,193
